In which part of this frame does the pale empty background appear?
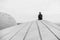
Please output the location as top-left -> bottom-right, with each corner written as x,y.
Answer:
0,0 -> 60,23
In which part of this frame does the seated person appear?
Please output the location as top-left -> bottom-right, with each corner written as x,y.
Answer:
38,12 -> 43,20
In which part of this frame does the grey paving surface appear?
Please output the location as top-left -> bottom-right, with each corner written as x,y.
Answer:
0,20 -> 60,40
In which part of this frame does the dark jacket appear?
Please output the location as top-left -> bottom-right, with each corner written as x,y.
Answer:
38,13 -> 43,20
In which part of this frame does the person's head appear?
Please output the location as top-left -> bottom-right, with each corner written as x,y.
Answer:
39,12 -> 41,14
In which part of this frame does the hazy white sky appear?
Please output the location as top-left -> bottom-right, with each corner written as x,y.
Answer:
0,0 -> 60,23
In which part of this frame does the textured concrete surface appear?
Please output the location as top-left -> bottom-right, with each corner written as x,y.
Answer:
0,20 -> 60,40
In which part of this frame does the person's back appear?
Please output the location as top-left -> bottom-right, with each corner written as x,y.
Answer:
38,12 -> 43,20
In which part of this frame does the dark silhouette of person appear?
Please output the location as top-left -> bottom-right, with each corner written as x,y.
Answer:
38,12 -> 43,20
